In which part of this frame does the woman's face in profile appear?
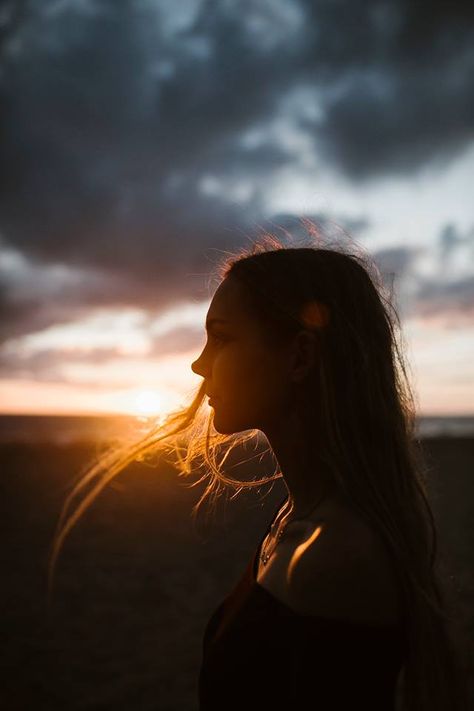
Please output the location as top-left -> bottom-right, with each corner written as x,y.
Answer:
191,276 -> 294,435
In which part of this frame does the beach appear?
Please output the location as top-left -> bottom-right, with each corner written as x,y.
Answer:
1,434 -> 473,710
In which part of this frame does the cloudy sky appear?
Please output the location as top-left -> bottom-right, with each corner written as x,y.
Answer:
0,0 -> 473,416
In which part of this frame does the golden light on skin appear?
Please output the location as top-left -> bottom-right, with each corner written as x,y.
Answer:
286,524 -> 325,586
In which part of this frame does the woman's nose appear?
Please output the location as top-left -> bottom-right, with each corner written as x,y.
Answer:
191,358 -> 202,376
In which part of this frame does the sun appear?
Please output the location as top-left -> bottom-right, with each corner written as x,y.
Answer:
129,389 -> 164,417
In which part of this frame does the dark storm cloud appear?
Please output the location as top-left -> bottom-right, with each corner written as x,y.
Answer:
0,0 -> 473,352
0,0 -> 295,275
298,0 -> 474,179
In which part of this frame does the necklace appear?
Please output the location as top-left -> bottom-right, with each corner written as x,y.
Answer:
260,492 -> 328,566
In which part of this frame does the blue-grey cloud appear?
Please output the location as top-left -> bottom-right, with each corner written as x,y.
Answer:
415,274 -> 474,323
438,223 -> 474,263
0,0 -> 473,355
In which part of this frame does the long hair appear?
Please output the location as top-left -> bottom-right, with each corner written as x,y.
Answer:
48,223 -> 469,711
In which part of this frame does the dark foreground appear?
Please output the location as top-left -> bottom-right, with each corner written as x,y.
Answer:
1,437 -> 473,710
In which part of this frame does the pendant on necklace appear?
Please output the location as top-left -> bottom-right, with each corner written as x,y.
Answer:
261,526 -> 285,565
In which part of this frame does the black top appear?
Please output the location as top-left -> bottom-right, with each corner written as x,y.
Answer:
198,518 -> 407,710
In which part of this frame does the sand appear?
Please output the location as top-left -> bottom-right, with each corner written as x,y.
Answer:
1,436 -> 473,709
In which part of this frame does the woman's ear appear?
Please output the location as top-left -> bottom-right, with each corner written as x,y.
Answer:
289,330 -> 317,384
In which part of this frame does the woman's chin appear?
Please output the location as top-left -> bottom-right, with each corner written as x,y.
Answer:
212,412 -> 256,436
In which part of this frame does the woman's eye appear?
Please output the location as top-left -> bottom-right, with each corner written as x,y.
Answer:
209,333 -> 226,345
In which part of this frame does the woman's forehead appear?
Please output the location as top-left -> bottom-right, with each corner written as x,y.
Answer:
207,277 -> 248,324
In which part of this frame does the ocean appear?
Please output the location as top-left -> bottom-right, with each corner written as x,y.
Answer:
0,413 -> 473,445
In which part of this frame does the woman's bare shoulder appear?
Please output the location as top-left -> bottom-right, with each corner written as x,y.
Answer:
283,500 -> 403,625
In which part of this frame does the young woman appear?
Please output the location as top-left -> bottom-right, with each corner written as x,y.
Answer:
49,233 -> 468,710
